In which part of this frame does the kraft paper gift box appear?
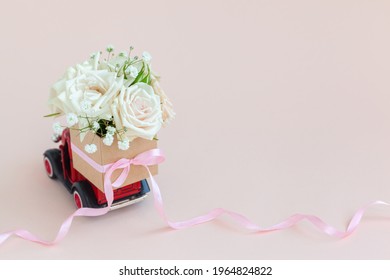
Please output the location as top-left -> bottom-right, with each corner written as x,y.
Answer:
70,129 -> 158,192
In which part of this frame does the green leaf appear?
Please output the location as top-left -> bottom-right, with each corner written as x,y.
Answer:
145,64 -> 151,84
130,63 -> 145,86
43,112 -> 61,118
140,64 -> 152,85
140,74 -> 148,83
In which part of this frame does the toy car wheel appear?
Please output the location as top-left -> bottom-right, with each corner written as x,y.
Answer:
43,156 -> 54,178
43,149 -> 61,180
71,181 -> 98,209
73,190 -> 83,208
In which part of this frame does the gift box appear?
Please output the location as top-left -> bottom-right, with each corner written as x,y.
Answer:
70,129 -> 158,192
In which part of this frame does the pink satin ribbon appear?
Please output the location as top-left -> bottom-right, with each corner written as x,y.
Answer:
0,148 -> 389,246
0,148 -> 164,246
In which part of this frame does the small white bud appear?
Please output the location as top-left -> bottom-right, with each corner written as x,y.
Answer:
92,121 -> 100,131
52,122 -> 64,135
142,51 -> 152,63
85,144 -> 97,154
106,126 -> 116,135
103,134 -> 114,146
106,45 -> 114,52
118,139 -> 130,150
66,113 -> 79,126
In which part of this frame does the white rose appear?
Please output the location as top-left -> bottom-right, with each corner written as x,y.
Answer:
112,83 -> 162,141
150,75 -> 175,125
48,52 -> 123,118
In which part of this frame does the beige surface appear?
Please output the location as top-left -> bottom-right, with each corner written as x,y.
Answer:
1,0 -> 390,259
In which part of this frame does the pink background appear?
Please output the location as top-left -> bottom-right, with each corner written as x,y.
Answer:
1,0 -> 390,259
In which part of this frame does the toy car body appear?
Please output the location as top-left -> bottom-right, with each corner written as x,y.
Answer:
43,128 -> 150,210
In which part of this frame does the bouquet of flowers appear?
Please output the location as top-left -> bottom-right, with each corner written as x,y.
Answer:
48,45 -> 175,153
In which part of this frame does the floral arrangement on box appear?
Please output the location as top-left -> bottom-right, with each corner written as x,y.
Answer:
48,45 -> 175,153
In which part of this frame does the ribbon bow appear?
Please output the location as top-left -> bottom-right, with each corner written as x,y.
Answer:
102,149 -> 165,206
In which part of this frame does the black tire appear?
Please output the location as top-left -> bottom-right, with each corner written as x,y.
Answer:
43,149 -> 62,180
71,181 -> 98,209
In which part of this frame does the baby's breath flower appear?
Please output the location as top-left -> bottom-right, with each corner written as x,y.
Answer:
51,134 -> 61,143
118,139 -> 130,151
66,113 -> 79,126
106,126 -> 116,135
142,51 -> 152,63
106,45 -> 114,52
126,65 -> 139,78
92,121 -> 100,131
103,134 -> 114,146
80,99 -> 92,112
52,122 -> 64,135
85,144 -> 97,154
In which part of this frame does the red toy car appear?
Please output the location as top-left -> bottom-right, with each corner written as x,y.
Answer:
43,128 -> 150,209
